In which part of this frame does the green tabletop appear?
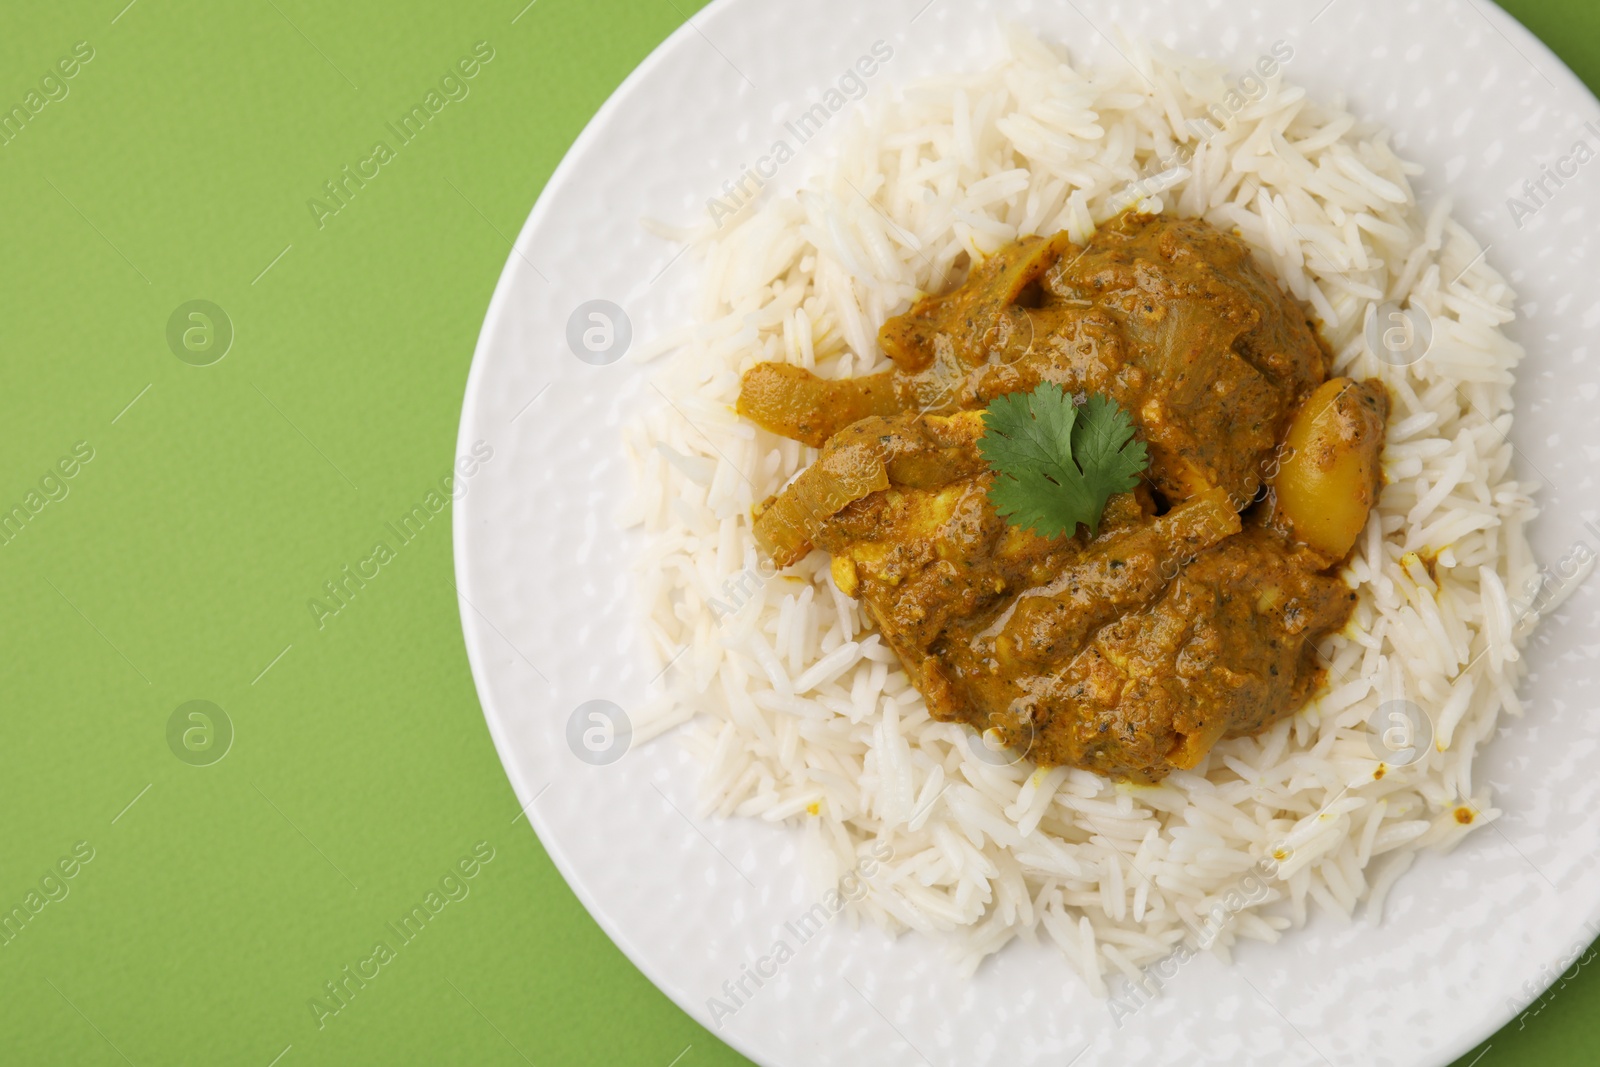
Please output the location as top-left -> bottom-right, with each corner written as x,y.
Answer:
0,1 -> 1592,1064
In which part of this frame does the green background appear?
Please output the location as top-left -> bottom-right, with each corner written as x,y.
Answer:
0,1 -> 1591,1064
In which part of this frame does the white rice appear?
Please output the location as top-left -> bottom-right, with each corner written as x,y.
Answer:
621,27 -> 1540,990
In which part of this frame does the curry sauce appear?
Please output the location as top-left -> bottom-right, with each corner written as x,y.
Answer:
739,213 -> 1388,781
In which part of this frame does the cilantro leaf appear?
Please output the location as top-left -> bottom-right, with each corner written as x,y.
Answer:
976,384 -> 1149,539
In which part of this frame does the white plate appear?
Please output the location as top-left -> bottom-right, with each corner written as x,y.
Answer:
454,2 -> 1600,1064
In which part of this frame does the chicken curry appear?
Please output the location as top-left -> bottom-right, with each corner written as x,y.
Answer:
737,213 -> 1388,781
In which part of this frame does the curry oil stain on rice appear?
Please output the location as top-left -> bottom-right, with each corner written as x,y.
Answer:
622,28 -> 1538,993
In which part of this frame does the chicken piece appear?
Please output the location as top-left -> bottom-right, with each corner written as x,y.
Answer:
739,212 -> 1332,508
994,528 -> 1355,777
752,410 -> 989,568
792,412 -> 1356,781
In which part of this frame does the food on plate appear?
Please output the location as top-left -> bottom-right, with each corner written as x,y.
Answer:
737,214 -> 1390,780
628,32 -> 1536,988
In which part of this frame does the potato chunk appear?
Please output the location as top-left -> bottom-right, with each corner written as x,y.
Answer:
1271,378 -> 1390,560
